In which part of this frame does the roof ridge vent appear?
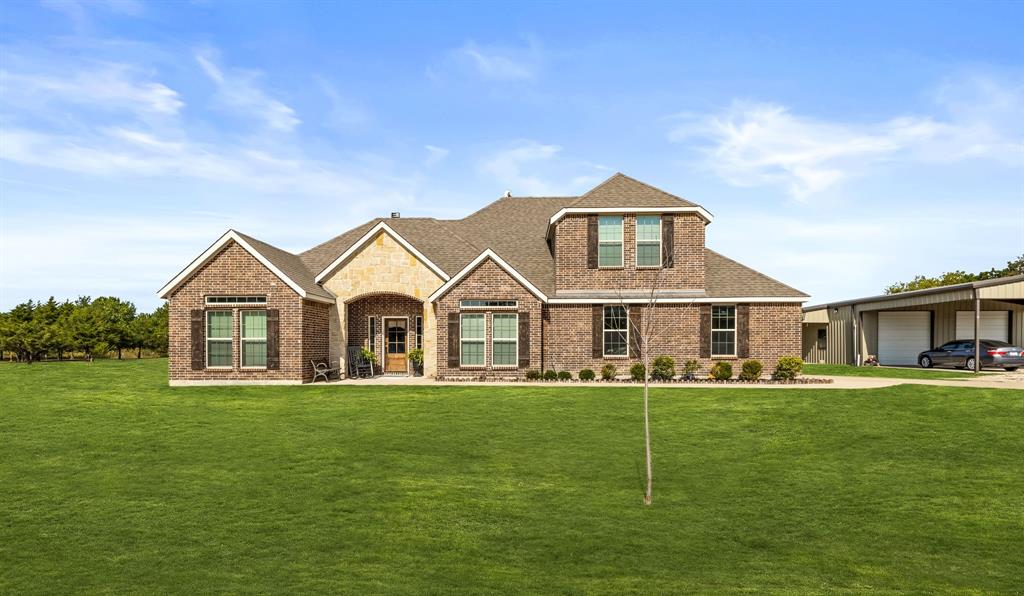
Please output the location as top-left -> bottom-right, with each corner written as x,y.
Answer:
504,190 -> 512,198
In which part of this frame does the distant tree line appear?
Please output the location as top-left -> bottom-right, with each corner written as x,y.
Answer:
0,297 -> 168,363
885,254 -> 1024,295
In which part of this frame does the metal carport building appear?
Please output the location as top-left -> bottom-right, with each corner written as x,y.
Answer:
802,275 -> 1024,371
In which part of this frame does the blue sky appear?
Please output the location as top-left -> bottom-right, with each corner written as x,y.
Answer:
1,0 -> 1022,312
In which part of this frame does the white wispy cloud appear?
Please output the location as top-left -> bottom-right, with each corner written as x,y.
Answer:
670,75 -> 1024,200
315,76 -> 370,132
479,140 -> 563,195
424,144 -> 450,165
445,38 -> 542,82
195,48 -> 300,132
40,0 -> 144,32
0,63 -> 184,116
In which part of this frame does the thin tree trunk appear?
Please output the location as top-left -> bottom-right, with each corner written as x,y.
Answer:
117,347 -> 122,360
643,341 -> 653,506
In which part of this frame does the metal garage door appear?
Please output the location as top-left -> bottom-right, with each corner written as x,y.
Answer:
955,311 -> 1009,342
878,312 -> 931,366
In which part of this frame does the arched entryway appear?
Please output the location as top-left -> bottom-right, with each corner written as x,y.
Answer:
346,293 -> 424,375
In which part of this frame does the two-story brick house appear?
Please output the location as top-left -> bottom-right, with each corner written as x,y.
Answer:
158,173 -> 807,384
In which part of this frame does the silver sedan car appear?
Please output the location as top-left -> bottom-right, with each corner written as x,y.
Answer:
918,339 -> 1024,371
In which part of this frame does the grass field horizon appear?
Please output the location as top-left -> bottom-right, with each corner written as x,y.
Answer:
2,359 -> 1021,593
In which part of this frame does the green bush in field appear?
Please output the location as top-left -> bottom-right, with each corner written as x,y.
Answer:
579,369 -> 595,381
739,359 -> 763,381
543,369 -> 558,381
651,355 -> 676,381
525,370 -> 542,380
601,364 -> 617,380
557,370 -> 572,381
773,357 -> 804,380
710,361 -> 732,380
630,363 -> 646,381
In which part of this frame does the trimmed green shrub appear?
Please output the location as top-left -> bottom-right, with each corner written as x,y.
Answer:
739,359 -> 763,381
630,363 -> 646,381
651,355 -> 676,381
557,370 -> 572,381
543,369 -> 558,381
601,364 -> 617,380
773,357 -> 804,380
683,359 -> 700,375
710,361 -> 733,380
579,369 -> 596,381
525,370 -> 542,381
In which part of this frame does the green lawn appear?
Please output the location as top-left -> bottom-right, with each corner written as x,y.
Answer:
2,360 -> 1022,594
803,363 -> 986,379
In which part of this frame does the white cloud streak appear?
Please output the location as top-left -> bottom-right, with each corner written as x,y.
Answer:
1,64 -> 184,115
671,76 -> 1024,199
446,38 -> 542,81
195,49 -> 300,132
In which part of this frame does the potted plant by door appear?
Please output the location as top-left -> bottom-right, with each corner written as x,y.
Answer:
408,348 -> 424,376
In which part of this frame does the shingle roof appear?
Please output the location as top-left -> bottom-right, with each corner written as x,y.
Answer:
569,172 -> 698,209
234,232 -> 334,300
225,174 -> 805,302
704,249 -> 808,298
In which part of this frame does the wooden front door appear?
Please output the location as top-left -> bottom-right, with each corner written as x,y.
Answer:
384,318 -> 408,373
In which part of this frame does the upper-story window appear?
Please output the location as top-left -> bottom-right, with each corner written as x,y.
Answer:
598,216 -> 623,268
636,215 -> 661,267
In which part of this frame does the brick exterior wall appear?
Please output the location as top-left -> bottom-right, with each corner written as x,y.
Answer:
541,302 -> 802,377
436,259 -> 543,380
302,300 -> 331,378
553,213 -> 705,292
167,241 -> 327,383
346,293 -> 424,373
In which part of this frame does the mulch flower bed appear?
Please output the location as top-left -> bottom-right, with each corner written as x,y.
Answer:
439,376 -> 833,384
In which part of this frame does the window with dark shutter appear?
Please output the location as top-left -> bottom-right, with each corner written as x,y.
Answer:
518,312 -> 530,368
190,309 -> 205,370
266,309 -> 280,370
699,304 -> 711,358
587,215 -> 599,269
662,215 -> 674,268
736,304 -> 750,358
447,313 -> 460,368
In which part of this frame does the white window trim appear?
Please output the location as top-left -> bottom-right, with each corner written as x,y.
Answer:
635,215 -> 662,269
415,316 -> 423,350
460,299 -> 519,310
206,310 -> 233,369
602,305 -> 630,358
367,316 -> 376,354
711,304 -> 737,358
598,216 -> 625,269
240,309 -> 268,369
460,313 -> 486,368
491,313 -> 519,369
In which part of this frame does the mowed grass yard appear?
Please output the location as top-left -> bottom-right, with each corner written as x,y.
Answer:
1,360 -> 1022,594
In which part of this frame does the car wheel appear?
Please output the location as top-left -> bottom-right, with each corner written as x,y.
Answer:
1005,367 -> 1019,372
919,355 -> 932,369
966,356 -> 976,371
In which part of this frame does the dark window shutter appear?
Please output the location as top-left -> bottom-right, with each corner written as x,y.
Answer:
518,312 -> 530,368
736,304 -> 750,359
266,309 -> 280,370
662,215 -> 674,268
592,305 -> 603,358
587,215 -> 598,269
447,313 -> 460,368
190,309 -> 205,370
629,308 -> 642,358
699,304 -> 711,358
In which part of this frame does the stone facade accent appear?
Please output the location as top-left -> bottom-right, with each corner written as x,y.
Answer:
167,241 -> 328,383
436,258 -> 543,380
541,302 -> 802,376
320,230 -> 443,377
554,213 -> 705,292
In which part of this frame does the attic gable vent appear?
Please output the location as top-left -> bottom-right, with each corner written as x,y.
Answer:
390,212 -> 401,218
